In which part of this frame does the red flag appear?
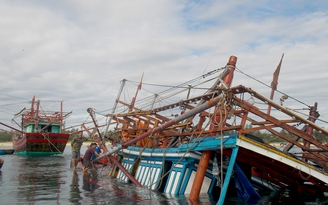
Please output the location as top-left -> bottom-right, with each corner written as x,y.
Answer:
271,53 -> 284,90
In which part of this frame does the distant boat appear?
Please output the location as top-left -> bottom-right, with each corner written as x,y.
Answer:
1,96 -> 72,156
0,158 -> 3,169
0,149 -> 14,155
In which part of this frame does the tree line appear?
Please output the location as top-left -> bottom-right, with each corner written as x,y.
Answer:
247,129 -> 327,144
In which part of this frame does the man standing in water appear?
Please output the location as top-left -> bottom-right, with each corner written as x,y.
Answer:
83,142 -> 100,173
71,131 -> 91,171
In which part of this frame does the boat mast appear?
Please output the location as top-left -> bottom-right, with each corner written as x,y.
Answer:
34,99 -> 40,132
0,122 -> 23,133
87,108 -> 105,143
60,100 -> 63,133
103,79 -> 126,140
190,55 -> 237,200
150,94 -> 158,110
129,73 -> 143,112
95,55 -> 238,158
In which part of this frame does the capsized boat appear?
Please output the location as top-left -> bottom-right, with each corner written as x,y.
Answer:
90,55 -> 328,204
1,96 -> 71,156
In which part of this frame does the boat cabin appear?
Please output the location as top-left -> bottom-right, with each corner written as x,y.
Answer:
23,122 -> 61,133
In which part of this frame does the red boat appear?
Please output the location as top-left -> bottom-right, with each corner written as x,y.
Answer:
10,96 -> 71,156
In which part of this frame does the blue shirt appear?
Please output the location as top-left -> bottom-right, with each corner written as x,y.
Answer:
91,146 -> 101,159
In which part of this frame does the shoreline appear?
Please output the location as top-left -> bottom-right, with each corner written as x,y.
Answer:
0,142 -> 13,147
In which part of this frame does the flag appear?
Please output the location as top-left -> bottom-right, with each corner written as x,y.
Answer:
271,53 -> 284,90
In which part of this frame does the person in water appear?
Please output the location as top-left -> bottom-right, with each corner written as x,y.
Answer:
83,142 -> 99,173
91,145 -> 101,160
71,131 -> 92,171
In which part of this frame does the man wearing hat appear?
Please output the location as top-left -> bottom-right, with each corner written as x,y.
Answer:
83,142 -> 99,173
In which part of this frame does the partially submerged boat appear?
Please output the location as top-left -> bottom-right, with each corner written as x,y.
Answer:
88,55 -> 328,204
1,96 -> 71,156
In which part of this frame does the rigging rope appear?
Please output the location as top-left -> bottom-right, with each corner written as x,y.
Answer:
235,67 -> 310,108
146,93 -> 227,189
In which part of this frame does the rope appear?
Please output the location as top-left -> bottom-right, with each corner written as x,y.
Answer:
39,132 -> 71,160
148,94 -> 225,189
35,105 -> 69,158
235,67 -> 310,108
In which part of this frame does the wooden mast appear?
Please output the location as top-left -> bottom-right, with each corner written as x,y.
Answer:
34,99 -> 40,132
95,56 -> 238,194
95,57 -> 236,159
60,100 -> 63,133
189,55 -> 237,200
129,73 -> 143,112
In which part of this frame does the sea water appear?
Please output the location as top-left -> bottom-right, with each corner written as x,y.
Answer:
0,145 -> 327,205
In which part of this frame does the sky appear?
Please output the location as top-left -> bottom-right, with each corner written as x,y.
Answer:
0,0 -> 328,133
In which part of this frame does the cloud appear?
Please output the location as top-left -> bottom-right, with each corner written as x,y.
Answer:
0,0 -> 327,131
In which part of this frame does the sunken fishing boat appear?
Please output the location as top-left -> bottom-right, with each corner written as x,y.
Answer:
1,96 -> 71,156
89,55 -> 328,204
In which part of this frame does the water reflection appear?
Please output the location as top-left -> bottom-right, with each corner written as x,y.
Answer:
82,169 -> 99,192
13,156 -> 67,203
0,149 -> 326,205
69,171 -> 82,204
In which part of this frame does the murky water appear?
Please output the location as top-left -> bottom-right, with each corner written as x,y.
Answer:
0,145 -> 327,205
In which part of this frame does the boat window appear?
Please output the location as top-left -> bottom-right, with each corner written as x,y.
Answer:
40,125 -> 52,132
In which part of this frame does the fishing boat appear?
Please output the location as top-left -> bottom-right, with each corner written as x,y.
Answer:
1,96 -> 71,156
89,55 -> 328,204
0,149 -> 14,155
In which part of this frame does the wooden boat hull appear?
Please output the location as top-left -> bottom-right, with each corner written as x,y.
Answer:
109,135 -> 257,198
108,134 -> 328,199
111,147 -> 218,194
12,132 -> 70,156
5,149 -> 14,154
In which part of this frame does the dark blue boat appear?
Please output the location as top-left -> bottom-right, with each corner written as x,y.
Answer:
0,149 -> 14,155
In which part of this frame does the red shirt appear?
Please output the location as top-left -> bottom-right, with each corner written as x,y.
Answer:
84,147 -> 96,160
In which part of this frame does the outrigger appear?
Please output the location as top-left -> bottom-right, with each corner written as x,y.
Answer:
86,55 -> 328,204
